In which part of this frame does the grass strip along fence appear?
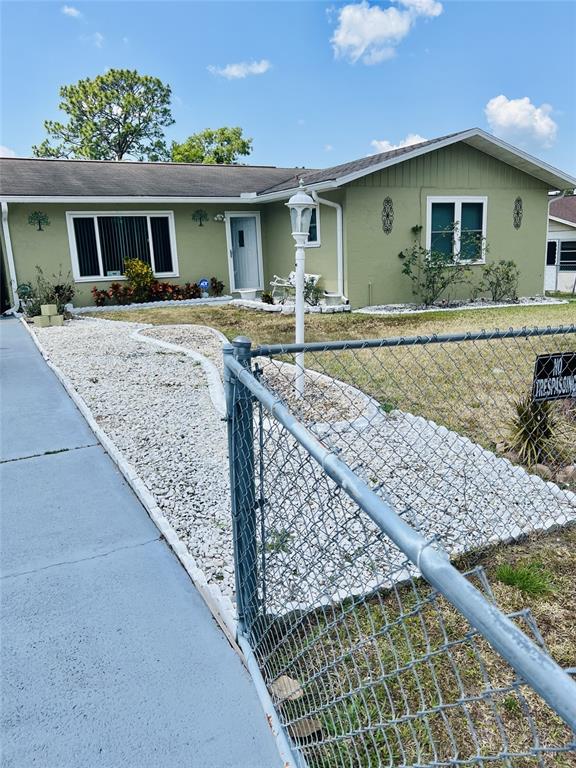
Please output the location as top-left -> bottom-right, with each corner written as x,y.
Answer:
224,327 -> 576,768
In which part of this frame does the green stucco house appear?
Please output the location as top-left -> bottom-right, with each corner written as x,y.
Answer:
1,128 -> 574,311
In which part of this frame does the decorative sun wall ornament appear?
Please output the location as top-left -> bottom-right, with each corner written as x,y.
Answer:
28,211 -> 51,231
513,197 -> 523,229
192,209 -> 209,227
381,197 -> 394,234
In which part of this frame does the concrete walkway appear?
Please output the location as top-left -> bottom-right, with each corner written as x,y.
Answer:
0,319 -> 280,768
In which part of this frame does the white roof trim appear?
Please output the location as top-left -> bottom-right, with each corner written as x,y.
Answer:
549,215 -> 576,229
0,195 -> 247,204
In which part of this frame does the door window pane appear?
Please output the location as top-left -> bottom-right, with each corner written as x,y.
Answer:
546,241 -> 557,266
73,218 -> 100,277
150,217 -> 173,273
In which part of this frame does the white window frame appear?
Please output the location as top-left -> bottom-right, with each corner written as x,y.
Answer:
65,210 -> 179,282
224,211 -> 264,292
305,207 -> 321,248
426,196 -> 488,264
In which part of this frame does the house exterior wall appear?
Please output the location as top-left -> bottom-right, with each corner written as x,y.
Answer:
548,218 -> 576,293
5,202 -> 251,306
260,192 -> 343,296
342,143 -> 551,308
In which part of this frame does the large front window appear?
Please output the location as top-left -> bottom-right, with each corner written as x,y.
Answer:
559,241 -> 576,272
427,197 -> 487,262
67,212 -> 178,281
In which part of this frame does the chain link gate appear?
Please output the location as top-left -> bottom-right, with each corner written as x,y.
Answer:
223,326 -> 576,768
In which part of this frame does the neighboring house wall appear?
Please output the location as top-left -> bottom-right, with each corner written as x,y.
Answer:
261,192 -> 343,296
342,143 -> 550,308
6,202 -> 251,306
548,218 -> 576,293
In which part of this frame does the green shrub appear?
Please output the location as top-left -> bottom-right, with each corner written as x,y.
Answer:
123,258 -> 153,302
23,265 -> 74,316
506,395 -> 558,467
304,277 -> 322,306
479,260 -> 519,302
496,561 -> 553,596
261,291 -> 274,305
209,276 -> 225,297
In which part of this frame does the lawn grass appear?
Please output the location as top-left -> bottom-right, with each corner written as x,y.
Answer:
93,301 -> 576,472
94,300 -> 576,346
269,526 -> 576,767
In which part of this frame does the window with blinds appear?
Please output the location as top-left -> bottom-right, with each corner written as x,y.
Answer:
427,197 -> 487,263
69,213 -> 176,279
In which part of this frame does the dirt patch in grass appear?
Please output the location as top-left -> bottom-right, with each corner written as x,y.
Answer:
264,526 -> 576,767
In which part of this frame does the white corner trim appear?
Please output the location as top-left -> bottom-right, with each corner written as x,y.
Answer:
1,202 -> 19,312
20,317 -> 239,651
549,215 -> 576,230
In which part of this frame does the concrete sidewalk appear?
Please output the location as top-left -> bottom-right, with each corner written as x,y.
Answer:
0,318 -> 281,768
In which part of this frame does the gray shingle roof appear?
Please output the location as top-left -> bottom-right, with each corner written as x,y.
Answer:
0,157 -> 307,198
550,195 -> 576,224
257,132 -> 464,194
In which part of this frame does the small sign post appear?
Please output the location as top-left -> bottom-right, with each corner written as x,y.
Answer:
532,352 -> 576,402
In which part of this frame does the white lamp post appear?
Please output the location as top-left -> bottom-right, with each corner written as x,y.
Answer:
286,180 -> 317,397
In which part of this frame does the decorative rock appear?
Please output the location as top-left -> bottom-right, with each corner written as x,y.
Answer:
41,303 -> 58,316
49,314 -> 64,327
33,315 -> 50,327
556,465 -> 576,485
269,675 -> 303,703
533,464 -> 553,481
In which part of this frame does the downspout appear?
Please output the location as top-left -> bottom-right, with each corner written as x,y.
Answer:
1,202 -> 20,314
312,192 -> 346,300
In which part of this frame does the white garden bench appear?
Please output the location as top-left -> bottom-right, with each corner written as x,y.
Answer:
270,271 -> 321,304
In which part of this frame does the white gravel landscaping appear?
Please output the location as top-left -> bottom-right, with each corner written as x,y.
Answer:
355,296 -> 567,315
31,318 -> 576,612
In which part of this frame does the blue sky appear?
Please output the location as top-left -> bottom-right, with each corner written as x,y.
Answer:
1,0 -> 575,174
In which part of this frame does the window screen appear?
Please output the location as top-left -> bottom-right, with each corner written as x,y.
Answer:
547,241 -> 558,267
150,217 -> 173,273
460,202 -> 484,261
73,218 -> 100,277
430,202 -> 455,256
559,241 -> 576,272
308,209 -> 318,244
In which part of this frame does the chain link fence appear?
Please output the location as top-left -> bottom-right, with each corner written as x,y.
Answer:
224,326 -> 576,768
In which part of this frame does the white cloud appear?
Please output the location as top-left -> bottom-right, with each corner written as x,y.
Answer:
81,31 -> 104,48
485,95 -> 557,148
324,144 -> 334,152
61,5 -> 82,18
370,132 -> 428,153
331,0 -> 442,65
208,59 -> 271,80
0,145 -> 17,157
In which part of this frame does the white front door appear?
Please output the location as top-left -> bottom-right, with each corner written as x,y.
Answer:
545,241 -> 558,292
227,213 -> 263,292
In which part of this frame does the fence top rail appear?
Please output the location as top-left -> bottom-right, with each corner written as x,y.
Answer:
223,350 -> 576,729
252,324 -> 576,357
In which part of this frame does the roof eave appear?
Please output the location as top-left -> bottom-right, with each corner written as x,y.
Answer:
0,195 -> 248,204
549,215 -> 576,229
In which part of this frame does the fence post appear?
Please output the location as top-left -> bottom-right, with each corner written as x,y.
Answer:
224,336 -> 258,634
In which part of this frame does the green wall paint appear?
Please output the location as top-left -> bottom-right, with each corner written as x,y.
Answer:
8,202 -> 249,306
343,144 -> 550,307
5,144 -> 553,309
261,192 -> 343,296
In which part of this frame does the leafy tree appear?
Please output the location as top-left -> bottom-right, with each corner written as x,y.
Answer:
171,126 -> 252,164
32,69 -> 174,161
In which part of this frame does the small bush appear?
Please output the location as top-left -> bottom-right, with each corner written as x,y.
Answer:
24,265 -> 74,316
304,277 -> 322,306
209,276 -> 225,297
496,561 -> 553,596
506,395 -> 558,467
123,258 -> 153,302
479,260 -> 519,302
261,292 -> 274,305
